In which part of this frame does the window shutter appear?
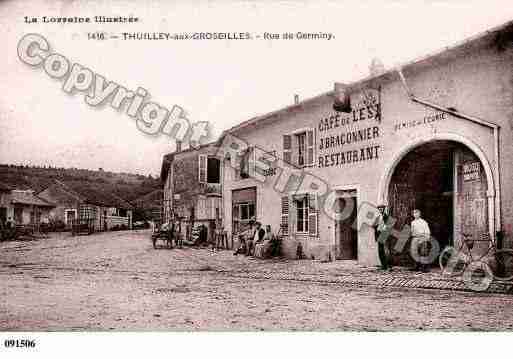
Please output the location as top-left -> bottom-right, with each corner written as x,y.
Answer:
307,129 -> 315,166
239,151 -> 245,179
232,204 -> 240,233
281,196 -> 289,235
239,147 -> 252,179
198,155 -> 207,183
283,135 -> 292,164
249,146 -> 256,177
308,194 -> 318,236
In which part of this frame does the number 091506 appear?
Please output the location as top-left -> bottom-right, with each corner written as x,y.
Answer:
4,339 -> 36,348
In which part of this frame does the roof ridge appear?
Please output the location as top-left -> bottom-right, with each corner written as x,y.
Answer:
221,19 -> 513,136
49,179 -> 85,200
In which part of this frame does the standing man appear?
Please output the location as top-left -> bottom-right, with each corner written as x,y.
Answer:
177,217 -> 183,248
6,216 -> 14,229
374,204 -> 392,271
410,209 -> 432,272
214,217 -> 223,251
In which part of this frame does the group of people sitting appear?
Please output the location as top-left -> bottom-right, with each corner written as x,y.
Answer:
233,220 -> 279,259
152,217 -> 280,259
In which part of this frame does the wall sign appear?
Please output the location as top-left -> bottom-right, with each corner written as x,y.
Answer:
462,162 -> 481,182
259,150 -> 277,177
317,89 -> 382,168
394,111 -> 447,132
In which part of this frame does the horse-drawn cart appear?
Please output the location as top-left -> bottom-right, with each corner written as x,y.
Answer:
151,221 -> 173,249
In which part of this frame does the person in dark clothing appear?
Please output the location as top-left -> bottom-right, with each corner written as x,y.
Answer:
246,221 -> 265,257
374,204 -> 392,270
6,217 -> 14,229
234,221 -> 253,256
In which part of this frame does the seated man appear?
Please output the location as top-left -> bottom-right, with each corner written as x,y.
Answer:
233,233 -> 247,255
247,221 -> 265,257
254,225 -> 273,258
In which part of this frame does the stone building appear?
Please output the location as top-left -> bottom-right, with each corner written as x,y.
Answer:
216,20 -> 513,266
161,142 -> 223,243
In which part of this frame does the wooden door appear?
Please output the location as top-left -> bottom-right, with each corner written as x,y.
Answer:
335,195 -> 357,260
388,183 -> 415,266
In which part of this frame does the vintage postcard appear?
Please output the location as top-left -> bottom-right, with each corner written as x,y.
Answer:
1,0 -> 513,356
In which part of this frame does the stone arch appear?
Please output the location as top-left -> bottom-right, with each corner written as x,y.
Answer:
377,132 -> 496,237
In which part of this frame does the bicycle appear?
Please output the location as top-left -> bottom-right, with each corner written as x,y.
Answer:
439,232 -> 513,283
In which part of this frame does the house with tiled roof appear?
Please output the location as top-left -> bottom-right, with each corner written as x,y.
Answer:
37,180 -> 133,231
0,182 -> 55,226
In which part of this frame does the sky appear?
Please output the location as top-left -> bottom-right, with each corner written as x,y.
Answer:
1,0 -> 512,176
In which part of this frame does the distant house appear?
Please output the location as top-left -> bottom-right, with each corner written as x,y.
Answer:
132,189 -> 163,222
0,183 -> 55,226
161,142 -> 222,242
38,180 -> 134,231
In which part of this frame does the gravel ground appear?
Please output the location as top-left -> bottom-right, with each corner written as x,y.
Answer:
1,230 -> 513,331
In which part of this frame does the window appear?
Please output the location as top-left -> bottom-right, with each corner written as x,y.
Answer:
14,206 -> 23,224
199,155 -> 221,184
295,196 -> 309,233
288,194 -> 318,236
283,129 -> 315,168
232,187 -> 257,233
207,157 -> 220,183
238,202 -> 255,221
283,135 -> 292,164
297,132 -> 306,167
64,209 -> 77,225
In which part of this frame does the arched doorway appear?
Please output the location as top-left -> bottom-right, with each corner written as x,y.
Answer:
385,139 -> 492,266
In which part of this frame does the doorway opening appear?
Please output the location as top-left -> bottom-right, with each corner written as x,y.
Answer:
387,140 -> 489,266
334,189 -> 358,260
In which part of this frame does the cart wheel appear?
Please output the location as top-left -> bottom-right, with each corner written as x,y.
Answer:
439,246 -> 466,277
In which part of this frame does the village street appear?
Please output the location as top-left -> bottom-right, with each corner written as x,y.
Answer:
1,230 -> 513,331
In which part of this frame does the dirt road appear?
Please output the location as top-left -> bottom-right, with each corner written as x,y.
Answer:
1,230 -> 512,330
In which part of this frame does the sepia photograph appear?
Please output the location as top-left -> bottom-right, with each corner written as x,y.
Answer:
1,0 -> 513,356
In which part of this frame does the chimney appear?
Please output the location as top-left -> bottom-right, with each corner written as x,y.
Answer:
176,140 -> 182,152
333,82 -> 351,113
294,94 -> 299,105
369,57 -> 385,77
